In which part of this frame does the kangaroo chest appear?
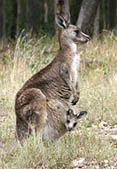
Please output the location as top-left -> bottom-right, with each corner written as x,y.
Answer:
71,48 -> 80,85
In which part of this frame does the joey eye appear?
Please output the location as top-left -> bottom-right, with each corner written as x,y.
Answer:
67,120 -> 70,123
73,122 -> 77,128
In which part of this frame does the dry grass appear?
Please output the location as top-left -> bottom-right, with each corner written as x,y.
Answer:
0,31 -> 117,168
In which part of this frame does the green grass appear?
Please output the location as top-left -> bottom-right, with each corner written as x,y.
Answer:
0,31 -> 117,168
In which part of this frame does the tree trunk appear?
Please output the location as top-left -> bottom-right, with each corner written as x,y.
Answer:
44,0 -> 48,23
108,0 -> 116,30
17,0 -> 26,36
94,5 -> 99,35
11,0 -> 17,39
55,0 -> 70,23
69,0 -> 82,25
77,0 -> 99,36
48,0 -> 56,35
26,0 -> 38,35
0,0 -> 5,39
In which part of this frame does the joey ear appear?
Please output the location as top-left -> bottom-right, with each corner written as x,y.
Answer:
66,108 -> 73,116
77,111 -> 87,121
55,15 -> 68,29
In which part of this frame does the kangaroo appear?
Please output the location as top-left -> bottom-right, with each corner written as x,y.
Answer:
15,15 -> 90,144
65,109 -> 87,132
42,104 -> 87,143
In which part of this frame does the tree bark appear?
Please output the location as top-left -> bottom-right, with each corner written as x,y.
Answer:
55,0 -> 70,23
44,0 -> 48,23
26,0 -> 38,35
108,0 -> 116,30
48,0 -> 56,35
69,0 -> 82,25
17,0 -> 26,36
77,0 -> 99,36
0,0 -> 5,39
11,0 -> 17,39
94,5 -> 99,35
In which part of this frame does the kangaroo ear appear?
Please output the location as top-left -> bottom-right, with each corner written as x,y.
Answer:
77,111 -> 87,121
55,15 -> 68,29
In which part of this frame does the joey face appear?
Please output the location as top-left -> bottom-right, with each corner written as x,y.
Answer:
65,109 -> 87,131
65,109 -> 78,131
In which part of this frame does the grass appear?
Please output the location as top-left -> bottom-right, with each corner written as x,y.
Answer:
0,31 -> 117,168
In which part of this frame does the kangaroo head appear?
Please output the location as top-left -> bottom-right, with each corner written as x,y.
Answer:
56,15 -> 90,46
65,109 -> 87,131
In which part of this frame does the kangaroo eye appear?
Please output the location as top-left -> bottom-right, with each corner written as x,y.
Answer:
73,122 -> 77,127
67,120 -> 70,123
75,30 -> 79,35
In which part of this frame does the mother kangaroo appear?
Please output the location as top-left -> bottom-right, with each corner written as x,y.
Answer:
15,15 -> 89,144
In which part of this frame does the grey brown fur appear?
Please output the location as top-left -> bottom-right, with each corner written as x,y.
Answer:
15,15 -> 89,144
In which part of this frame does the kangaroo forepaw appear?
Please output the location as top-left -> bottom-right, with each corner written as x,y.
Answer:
71,95 -> 79,105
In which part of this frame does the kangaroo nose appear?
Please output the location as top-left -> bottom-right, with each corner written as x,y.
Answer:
68,127 -> 72,131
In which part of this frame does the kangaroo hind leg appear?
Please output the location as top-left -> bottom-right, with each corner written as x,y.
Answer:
15,88 -> 47,144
